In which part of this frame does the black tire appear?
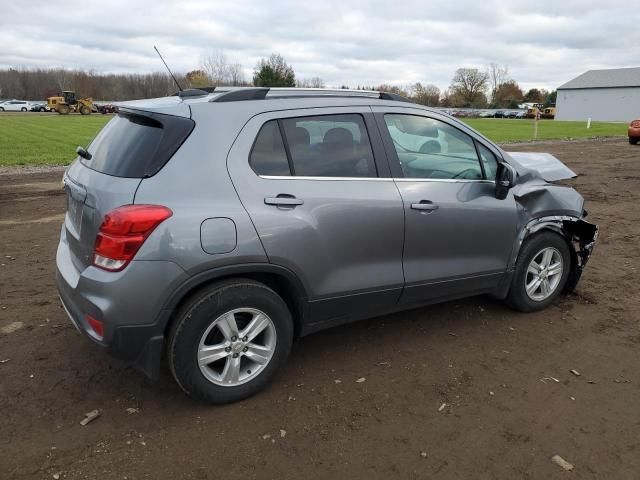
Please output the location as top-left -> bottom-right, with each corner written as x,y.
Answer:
506,231 -> 571,312
168,279 -> 294,404
21,107 -> 27,112
0,107 -> 4,111
630,137 -> 638,145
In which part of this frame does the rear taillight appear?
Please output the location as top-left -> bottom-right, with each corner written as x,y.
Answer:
93,205 -> 172,272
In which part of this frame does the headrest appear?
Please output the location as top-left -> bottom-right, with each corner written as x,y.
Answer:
323,127 -> 354,146
289,126 -> 310,146
394,117 -> 439,138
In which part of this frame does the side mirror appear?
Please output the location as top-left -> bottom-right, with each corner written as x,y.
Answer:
495,163 -> 516,200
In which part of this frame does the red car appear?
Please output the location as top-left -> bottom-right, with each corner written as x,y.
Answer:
629,119 -> 640,145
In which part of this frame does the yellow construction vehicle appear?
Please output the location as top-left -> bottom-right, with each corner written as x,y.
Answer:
47,91 -> 94,115
525,103 -> 544,119
541,106 -> 556,119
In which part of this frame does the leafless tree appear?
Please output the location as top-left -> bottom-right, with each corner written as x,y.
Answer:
411,82 -> 440,106
296,77 -> 326,88
488,63 -> 509,105
449,68 -> 489,107
201,51 -> 248,86
54,68 -> 69,92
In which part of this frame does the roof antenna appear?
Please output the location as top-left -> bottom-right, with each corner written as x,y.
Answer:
154,45 -> 183,92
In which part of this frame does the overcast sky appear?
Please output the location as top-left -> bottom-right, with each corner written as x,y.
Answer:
1,0 -> 638,91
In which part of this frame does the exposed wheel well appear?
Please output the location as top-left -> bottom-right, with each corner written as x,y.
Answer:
163,272 -> 306,341
520,225 -> 580,293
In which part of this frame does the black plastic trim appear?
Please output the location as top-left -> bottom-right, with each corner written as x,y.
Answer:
379,92 -> 411,102
213,88 -> 270,102
157,263 -> 309,323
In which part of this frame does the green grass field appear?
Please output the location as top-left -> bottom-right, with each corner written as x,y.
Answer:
0,114 -> 110,166
0,114 -> 627,167
464,118 -> 626,143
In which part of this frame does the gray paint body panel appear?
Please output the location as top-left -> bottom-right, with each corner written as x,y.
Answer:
226,107 -> 405,311
506,152 -> 577,182
54,92 -> 597,379
200,218 -> 237,254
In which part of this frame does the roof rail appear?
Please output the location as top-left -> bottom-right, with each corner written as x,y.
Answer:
173,88 -> 212,98
209,87 -> 411,103
213,88 -> 269,102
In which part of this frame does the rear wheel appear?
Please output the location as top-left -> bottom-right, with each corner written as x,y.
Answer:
0,107 -> 4,111
168,279 -> 294,404
630,137 -> 639,145
506,231 -> 571,312
20,107 -> 27,112
57,104 -> 70,115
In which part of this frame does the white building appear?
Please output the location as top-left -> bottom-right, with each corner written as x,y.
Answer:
555,67 -> 640,122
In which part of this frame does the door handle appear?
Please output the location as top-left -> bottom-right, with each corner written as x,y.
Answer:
411,200 -> 439,212
264,195 -> 304,207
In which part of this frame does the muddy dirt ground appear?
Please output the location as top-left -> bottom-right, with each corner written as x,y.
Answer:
1,138 -> 639,480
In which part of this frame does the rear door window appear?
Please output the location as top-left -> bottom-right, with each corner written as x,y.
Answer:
281,114 -> 377,177
83,112 -> 194,178
249,114 -> 378,178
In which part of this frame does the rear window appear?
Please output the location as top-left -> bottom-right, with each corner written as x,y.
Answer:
83,111 -> 194,178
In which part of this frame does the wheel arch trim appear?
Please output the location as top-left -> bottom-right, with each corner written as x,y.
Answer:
158,263 -> 309,333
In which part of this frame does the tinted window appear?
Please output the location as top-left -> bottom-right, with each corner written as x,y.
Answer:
249,120 -> 290,176
384,114 -> 483,180
281,114 -> 377,177
83,112 -> 194,178
476,142 -> 499,180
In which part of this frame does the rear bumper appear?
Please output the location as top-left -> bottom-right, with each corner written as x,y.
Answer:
55,226 -> 189,378
56,271 -> 166,378
628,126 -> 640,138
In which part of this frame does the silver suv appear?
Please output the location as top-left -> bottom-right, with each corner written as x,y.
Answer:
56,87 -> 598,403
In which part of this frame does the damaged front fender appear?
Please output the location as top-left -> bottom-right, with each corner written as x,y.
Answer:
514,216 -> 598,293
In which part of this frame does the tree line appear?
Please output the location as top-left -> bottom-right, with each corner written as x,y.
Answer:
0,53 -> 555,109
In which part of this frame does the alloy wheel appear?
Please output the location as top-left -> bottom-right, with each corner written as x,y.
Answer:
197,308 -> 277,387
525,247 -> 563,301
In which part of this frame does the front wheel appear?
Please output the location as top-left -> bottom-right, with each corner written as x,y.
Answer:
168,279 -> 294,404
506,231 -> 571,312
21,107 -> 27,112
630,137 -> 639,145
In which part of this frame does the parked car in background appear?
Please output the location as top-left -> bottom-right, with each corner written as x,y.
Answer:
494,110 -> 505,118
0,99 -> 32,111
515,111 -> 527,119
478,111 -> 492,118
629,119 -> 640,145
506,111 -> 519,119
30,102 -> 50,112
96,104 -> 119,114
56,87 -> 598,404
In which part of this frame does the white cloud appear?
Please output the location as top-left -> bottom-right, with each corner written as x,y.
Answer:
0,0 -> 637,90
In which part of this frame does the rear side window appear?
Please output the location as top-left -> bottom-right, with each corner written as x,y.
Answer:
249,114 -> 377,178
84,111 -> 194,178
249,120 -> 291,176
